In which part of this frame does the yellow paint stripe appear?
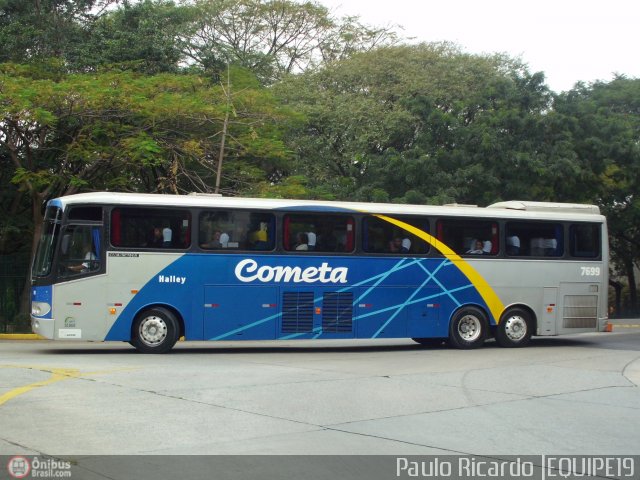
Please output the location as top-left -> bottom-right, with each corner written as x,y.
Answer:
0,367 -> 80,407
0,334 -> 44,340
375,214 -> 505,323
0,365 -> 139,407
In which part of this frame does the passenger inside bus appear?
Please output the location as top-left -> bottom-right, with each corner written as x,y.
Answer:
466,239 -> 484,254
68,245 -> 97,274
295,232 -> 309,251
249,222 -> 270,250
147,227 -> 163,248
389,237 -> 402,252
307,231 -> 316,251
162,225 -> 172,247
506,235 -> 521,255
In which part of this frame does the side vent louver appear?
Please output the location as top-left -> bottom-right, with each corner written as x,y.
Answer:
282,292 -> 314,333
322,292 -> 353,333
563,295 -> 598,328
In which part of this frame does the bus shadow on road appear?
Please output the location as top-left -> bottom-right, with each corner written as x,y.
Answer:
32,332 -> 640,355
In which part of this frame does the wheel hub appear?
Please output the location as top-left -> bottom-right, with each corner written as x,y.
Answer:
139,316 -> 168,346
458,315 -> 481,341
504,316 -> 527,341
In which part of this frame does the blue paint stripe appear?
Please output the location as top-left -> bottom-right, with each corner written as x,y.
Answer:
358,284 -> 475,320
210,257 -> 466,341
416,261 -> 462,308
353,258 -> 407,304
210,312 -> 282,340
211,258 -> 421,340
372,259 -> 450,337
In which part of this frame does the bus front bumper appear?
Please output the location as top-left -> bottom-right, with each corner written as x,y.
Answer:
31,316 -> 55,339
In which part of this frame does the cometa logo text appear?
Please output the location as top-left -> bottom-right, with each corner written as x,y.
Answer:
235,259 -> 348,284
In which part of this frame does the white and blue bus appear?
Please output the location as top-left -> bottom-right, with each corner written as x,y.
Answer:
30,192 -> 608,353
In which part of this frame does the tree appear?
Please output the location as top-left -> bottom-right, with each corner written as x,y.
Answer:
82,0 -> 194,74
0,63 -> 291,314
183,0 -> 399,84
275,43 -> 554,204
554,77 -> 640,312
0,0 -> 117,67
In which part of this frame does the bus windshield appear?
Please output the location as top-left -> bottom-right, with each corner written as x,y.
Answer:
31,206 -> 62,278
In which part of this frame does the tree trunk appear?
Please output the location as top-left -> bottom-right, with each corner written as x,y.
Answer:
214,108 -> 229,195
19,192 -> 45,317
625,261 -> 638,313
609,279 -> 623,318
215,67 -> 231,195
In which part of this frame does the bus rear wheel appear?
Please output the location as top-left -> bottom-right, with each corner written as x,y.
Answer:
495,308 -> 533,347
131,307 -> 179,354
448,307 -> 487,349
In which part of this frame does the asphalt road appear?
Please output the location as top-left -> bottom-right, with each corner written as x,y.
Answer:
1,331 -> 639,459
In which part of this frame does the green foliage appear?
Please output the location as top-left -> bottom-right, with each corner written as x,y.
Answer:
276,43 -> 555,204
0,0 -> 107,67
554,77 -> 640,308
83,0 -> 194,74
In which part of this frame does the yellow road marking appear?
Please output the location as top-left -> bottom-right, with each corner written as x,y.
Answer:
0,365 -> 139,407
375,214 -> 505,323
0,367 -> 80,407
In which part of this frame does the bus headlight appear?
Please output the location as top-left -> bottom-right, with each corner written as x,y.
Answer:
31,302 -> 51,317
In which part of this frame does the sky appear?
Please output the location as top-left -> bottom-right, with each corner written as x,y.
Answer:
318,0 -> 639,93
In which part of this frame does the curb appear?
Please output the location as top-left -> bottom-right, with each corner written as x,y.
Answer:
0,334 -> 44,340
605,323 -> 640,332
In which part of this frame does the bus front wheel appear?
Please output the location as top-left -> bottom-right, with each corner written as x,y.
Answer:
448,307 -> 487,349
131,307 -> 179,354
495,308 -> 533,348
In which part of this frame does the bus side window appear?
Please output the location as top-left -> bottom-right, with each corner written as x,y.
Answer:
362,216 -> 429,254
437,219 -> 498,256
284,214 -> 354,253
111,208 -> 190,249
200,211 -> 275,251
570,223 -> 600,258
506,222 -> 563,257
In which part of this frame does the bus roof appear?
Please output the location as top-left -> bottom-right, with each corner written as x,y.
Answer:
52,192 -> 605,222
487,201 -> 600,215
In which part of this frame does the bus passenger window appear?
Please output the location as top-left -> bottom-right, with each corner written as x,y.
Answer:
362,216 -> 429,255
284,214 -> 353,253
506,222 -> 563,257
199,211 -> 275,251
570,224 -> 600,258
437,219 -> 498,256
111,208 -> 191,249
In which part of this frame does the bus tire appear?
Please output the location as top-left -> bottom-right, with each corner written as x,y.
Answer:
131,307 -> 179,354
495,308 -> 533,348
448,307 -> 487,349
